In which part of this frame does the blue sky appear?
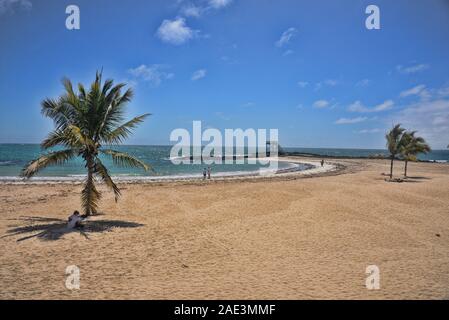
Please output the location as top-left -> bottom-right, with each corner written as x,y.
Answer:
1,0 -> 449,148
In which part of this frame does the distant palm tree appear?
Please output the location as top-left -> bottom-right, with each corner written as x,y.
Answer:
400,131 -> 431,177
21,72 -> 151,216
385,124 -> 406,179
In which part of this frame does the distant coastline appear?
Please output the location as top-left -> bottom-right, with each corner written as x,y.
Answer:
282,147 -> 449,163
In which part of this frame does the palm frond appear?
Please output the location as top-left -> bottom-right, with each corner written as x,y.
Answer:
101,78 -> 115,97
41,125 -> 89,150
95,86 -> 133,140
21,149 -> 76,178
41,98 -> 77,131
101,149 -> 151,171
41,130 -> 71,149
399,130 -> 431,161
94,158 -> 121,202
78,83 -> 87,100
386,124 -> 406,155
101,113 -> 150,144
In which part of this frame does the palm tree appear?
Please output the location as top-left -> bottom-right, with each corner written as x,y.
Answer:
21,71 -> 151,216
385,124 -> 406,179
400,131 -> 431,177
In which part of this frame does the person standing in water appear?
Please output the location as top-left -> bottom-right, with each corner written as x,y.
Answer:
321,159 -> 324,167
203,168 -> 207,180
207,166 -> 211,179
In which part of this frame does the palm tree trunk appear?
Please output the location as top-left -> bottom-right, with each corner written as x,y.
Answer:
390,156 -> 394,179
86,162 -> 94,216
404,160 -> 408,177
83,155 -> 99,216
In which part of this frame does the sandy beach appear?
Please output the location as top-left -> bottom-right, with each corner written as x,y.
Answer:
0,157 -> 448,300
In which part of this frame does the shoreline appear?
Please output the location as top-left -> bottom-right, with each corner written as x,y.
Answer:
282,151 -> 449,163
0,158 -> 341,185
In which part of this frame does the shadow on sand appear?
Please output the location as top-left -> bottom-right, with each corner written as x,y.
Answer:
381,173 -> 432,183
2,216 -> 144,242
406,176 -> 432,180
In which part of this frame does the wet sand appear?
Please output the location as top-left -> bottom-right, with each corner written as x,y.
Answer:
0,158 -> 448,299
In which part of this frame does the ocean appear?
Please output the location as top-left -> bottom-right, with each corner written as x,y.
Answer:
283,147 -> 449,162
0,144 -> 447,180
0,144 -> 300,180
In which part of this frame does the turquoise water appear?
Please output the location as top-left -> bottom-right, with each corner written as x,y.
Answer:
0,144 -> 298,179
1,144 -> 447,180
284,147 -> 449,162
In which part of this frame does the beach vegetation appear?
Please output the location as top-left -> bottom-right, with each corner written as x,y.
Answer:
385,124 -> 406,179
400,131 -> 431,177
21,71 -> 150,216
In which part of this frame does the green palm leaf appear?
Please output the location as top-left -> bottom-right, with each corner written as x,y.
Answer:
102,113 -> 151,144
22,71 -> 151,215
101,149 -> 152,171
94,158 -> 121,202
21,149 -> 76,178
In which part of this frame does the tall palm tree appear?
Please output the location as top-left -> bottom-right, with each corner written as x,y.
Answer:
400,131 -> 431,177
21,72 -> 151,216
385,124 -> 406,179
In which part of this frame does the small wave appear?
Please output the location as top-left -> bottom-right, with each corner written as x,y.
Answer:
0,161 -> 310,183
0,161 -> 13,166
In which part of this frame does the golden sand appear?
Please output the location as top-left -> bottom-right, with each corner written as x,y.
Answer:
0,158 -> 448,299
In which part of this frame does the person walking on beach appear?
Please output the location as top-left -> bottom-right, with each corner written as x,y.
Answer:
207,166 -> 211,179
321,159 -> 324,167
203,168 -> 207,180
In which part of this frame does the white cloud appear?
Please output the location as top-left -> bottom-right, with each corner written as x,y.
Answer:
348,100 -> 394,113
399,84 -> 449,101
335,117 -> 368,125
437,86 -> 449,97
356,79 -> 370,87
373,100 -> 394,111
389,98 -> 449,148
315,79 -> 339,90
215,111 -> 231,121
180,4 -> 203,17
283,49 -> 294,56
297,81 -> 308,88
0,0 -> 31,14
313,100 -> 330,108
399,84 -> 427,98
191,69 -> 207,81
323,79 -> 338,86
357,128 -> 383,134
396,64 -> 429,74
156,17 -> 198,45
128,64 -> 174,87
242,102 -> 255,107
208,0 -> 232,9
179,0 -> 232,18
275,27 -> 298,47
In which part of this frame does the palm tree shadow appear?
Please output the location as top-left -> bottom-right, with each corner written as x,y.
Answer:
406,176 -> 431,180
2,216 -> 144,242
